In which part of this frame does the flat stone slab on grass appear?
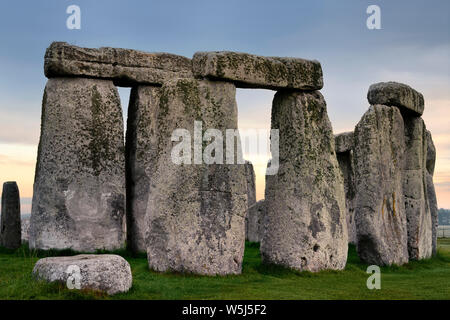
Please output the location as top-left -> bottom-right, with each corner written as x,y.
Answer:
192,51 -> 323,90
367,82 -> 424,116
32,254 -> 132,295
44,42 -> 193,86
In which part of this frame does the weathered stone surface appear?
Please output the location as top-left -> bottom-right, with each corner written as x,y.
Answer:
353,105 -> 409,266
425,130 -> 438,255
244,161 -> 256,241
403,117 -> 432,260
32,254 -> 132,295
192,51 -> 323,91
334,131 -> 354,153
247,200 -> 266,243
335,132 -> 356,244
0,182 -> 21,249
45,42 -> 193,86
336,151 -> 357,245
29,78 -> 126,252
367,82 -> 424,116
21,217 -> 30,244
125,85 -> 161,253
426,173 -> 438,256
145,78 -> 247,275
261,90 -> 348,272
426,130 -> 436,176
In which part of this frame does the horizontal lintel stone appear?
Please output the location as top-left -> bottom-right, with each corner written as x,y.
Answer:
367,82 -> 424,116
192,51 -> 323,91
44,42 -> 193,86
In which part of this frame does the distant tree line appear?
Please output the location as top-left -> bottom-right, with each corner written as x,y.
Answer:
439,209 -> 450,225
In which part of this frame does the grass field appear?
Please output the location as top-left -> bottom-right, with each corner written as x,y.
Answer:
0,239 -> 449,300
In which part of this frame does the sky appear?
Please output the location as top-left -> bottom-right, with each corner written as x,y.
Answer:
0,0 -> 449,213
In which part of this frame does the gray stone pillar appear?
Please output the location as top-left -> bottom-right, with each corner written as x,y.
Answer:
125,85 -> 161,253
335,132 -> 356,245
145,78 -> 247,275
425,130 -> 438,255
403,117 -> 432,260
244,161 -> 256,241
29,78 -> 126,252
0,182 -> 21,249
261,90 -> 348,272
247,200 -> 266,243
353,105 -> 409,266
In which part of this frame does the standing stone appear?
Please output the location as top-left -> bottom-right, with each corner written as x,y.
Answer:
247,200 -> 266,243
403,117 -> 432,260
261,90 -> 348,272
353,105 -> 409,266
0,182 -> 21,249
335,132 -> 356,244
425,130 -> 438,255
125,86 -> 161,253
145,78 -> 247,275
30,78 -> 126,252
21,217 -> 30,244
244,161 -> 256,241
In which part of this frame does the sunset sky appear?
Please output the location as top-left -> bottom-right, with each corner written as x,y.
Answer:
0,0 -> 449,214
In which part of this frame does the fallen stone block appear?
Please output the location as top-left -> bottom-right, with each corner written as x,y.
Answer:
32,254 -> 132,295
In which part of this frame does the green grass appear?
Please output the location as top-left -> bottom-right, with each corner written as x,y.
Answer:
1,239 -> 449,300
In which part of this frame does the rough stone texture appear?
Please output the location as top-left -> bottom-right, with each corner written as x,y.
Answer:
125,86 -> 161,253
32,254 -> 132,295
353,105 -> 409,266
45,42 -> 193,87
335,132 -> 356,244
403,117 -> 432,260
244,161 -> 256,241
425,130 -> 438,255
29,78 -> 126,252
192,51 -> 323,91
261,90 -> 348,272
426,173 -> 438,256
367,82 -> 424,116
145,78 -> 247,275
426,130 -> 436,176
0,182 -> 21,249
247,200 -> 266,243
334,131 -> 354,153
336,151 -> 357,245
21,217 -> 30,244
